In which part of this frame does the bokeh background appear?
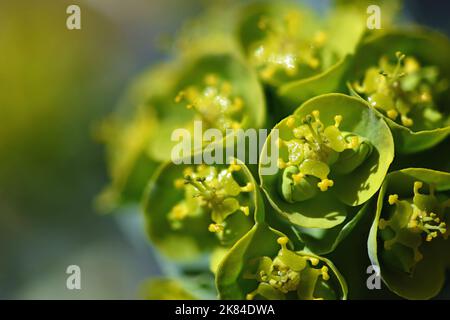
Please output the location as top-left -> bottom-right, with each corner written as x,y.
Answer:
0,0 -> 449,299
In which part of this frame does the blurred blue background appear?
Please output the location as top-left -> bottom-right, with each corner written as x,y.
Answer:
0,0 -> 448,299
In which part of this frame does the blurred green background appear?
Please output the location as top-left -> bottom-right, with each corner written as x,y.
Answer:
0,0 -> 448,299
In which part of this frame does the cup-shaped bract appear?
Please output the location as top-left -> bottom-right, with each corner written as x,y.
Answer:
348,28 -> 450,154
259,94 -> 394,230
144,158 -> 263,265
368,168 -> 450,299
235,1 -> 365,113
216,224 -> 347,300
149,53 -> 266,163
97,63 -> 177,211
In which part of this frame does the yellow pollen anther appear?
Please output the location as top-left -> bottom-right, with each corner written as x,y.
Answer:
183,167 -> 194,176
321,266 -> 330,281
414,181 -> 423,194
208,223 -> 224,233
240,206 -> 250,216
387,109 -> 398,120
309,257 -> 319,266
241,182 -> 254,192
286,117 -> 296,128
312,110 -> 320,119
228,163 -> 241,172
401,115 -> 413,127
174,179 -> 185,189
277,237 -> 289,246
278,158 -> 287,169
292,172 -> 304,184
317,179 -> 334,191
334,115 -> 342,127
205,74 -> 218,86
348,136 -> 359,149
388,194 -> 399,205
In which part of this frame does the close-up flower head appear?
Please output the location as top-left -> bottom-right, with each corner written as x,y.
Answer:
2,0 -> 450,310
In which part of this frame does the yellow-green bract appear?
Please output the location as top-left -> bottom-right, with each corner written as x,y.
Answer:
143,158 -> 264,269
348,28 -> 450,154
216,223 -> 347,300
368,168 -> 450,299
260,94 -> 394,225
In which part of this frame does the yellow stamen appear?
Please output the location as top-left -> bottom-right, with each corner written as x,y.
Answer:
334,115 -> 342,127
321,266 -> 330,281
277,237 -> 289,246
228,163 -> 241,172
174,179 -> 185,189
277,158 -> 287,169
240,206 -> 250,216
241,182 -> 254,192
388,194 -> 399,205
347,136 -> 359,149
208,223 -> 224,233
401,115 -> 413,127
309,257 -> 319,266
183,167 -> 194,176
286,116 -> 296,128
387,109 -> 398,120
292,172 -> 304,184
317,179 -> 334,191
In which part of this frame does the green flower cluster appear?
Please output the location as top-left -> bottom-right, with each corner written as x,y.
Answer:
99,1 -> 450,300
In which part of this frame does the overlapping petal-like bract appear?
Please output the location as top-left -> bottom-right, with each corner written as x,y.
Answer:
368,168 -> 450,299
348,29 -> 450,154
216,224 -> 347,300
